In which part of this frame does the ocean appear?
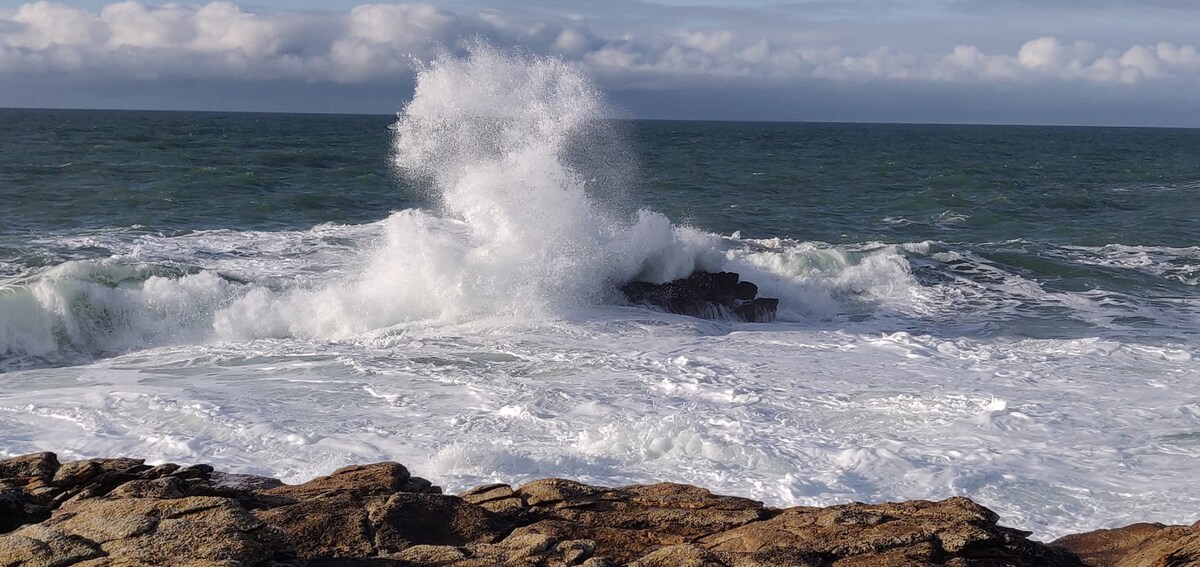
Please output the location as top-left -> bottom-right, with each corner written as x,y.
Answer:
2,49 -> 1198,540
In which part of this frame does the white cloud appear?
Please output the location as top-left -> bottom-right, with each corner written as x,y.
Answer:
0,0 -> 1198,91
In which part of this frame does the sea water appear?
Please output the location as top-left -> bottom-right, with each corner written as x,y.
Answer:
2,46 -> 1199,540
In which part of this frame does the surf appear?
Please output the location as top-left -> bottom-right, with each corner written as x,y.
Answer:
0,45 -> 730,367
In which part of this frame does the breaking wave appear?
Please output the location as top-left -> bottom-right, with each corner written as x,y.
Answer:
5,46 -> 1196,370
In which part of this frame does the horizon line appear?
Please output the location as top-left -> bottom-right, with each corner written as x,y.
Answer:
2,105 -> 1198,131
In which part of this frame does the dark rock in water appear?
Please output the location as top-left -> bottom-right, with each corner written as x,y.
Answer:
733,298 -> 778,323
620,271 -> 778,322
734,281 -> 758,301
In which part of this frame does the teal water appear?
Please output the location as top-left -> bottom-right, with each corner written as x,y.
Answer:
641,121 -> 1200,247
4,109 -> 1198,244
1,104 -> 1199,541
3,109 -> 1197,346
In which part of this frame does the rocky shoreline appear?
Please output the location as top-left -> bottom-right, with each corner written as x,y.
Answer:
1,453 -> 1196,566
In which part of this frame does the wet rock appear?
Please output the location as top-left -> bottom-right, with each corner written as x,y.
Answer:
733,280 -> 758,301
620,271 -> 778,322
732,297 -> 778,323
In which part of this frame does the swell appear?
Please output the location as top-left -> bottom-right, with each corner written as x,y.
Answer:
7,228 -> 1198,371
4,46 -> 1199,369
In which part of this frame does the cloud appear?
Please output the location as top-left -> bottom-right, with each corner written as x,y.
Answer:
1,1 -> 1199,120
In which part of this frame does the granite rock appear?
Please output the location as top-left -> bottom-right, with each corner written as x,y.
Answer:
1052,521 -> 1200,567
0,452 -> 1126,566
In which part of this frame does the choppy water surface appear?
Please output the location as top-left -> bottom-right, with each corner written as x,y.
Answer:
2,47 -> 1198,540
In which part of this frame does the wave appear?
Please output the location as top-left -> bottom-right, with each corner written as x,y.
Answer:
1058,244 -> 1200,287
0,45 -> 725,368
4,45 -> 1199,370
0,232 -> 932,370
5,231 -> 1198,370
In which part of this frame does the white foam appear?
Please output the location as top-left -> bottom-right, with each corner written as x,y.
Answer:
2,46 -> 1199,543
0,45 -> 732,364
1061,244 -> 1200,286
3,321 -> 1197,541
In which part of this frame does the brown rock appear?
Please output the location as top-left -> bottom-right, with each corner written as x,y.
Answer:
460,483 -> 524,515
1115,525 -> 1200,567
1052,523 -> 1169,567
1054,521 -> 1200,567
144,463 -> 181,477
832,541 -> 941,566
517,478 -> 607,508
0,454 -> 1095,567
52,458 -> 150,487
261,461 -> 438,504
107,477 -> 187,499
0,523 -> 104,566
0,496 -> 296,566
491,532 -> 556,560
47,458 -> 162,506
208,471 -> 285,492
701,497 -> 1083,566
628,543 -> 728,567
167,463 -> 215,481
580,559 -> 619,567
394,544 -> 472,564
0,453 -> 60,482
508,480 -> 770,563
624,483 -> 765,511
0,485 -> 51,534
370,492 -> 511,554
514,519 -> 681,563
95,499 -> 292,566
256,465 -> 500,561
389,535 -> 600,567
254,491 -> 377,559
553,539 -> 596,564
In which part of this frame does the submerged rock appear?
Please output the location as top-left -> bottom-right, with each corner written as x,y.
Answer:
620,271 -> 778,322
0,451 -> 1100,566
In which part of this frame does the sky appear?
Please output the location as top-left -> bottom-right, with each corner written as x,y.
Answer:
0,0 -> 1198,126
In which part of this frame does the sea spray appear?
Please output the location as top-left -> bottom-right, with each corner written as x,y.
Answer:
0,46 -> 726,366
222,45 -> 724,331
0,46 -> 943,368
352,44 -> 723,321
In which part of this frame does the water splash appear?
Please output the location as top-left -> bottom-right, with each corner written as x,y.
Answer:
0,45 -> 727,366
346,44 -> 722,322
